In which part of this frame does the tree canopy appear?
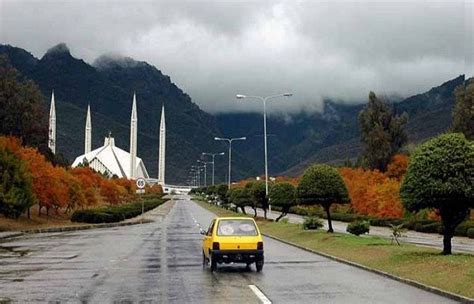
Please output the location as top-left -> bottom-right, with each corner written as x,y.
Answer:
451,80 -> 473,140
297,164 -> 350,232
359,91 -> 408,171
269,182 -> 296,222
228,187 -> 252,214
0,55 -> 48,153
400,133 -> 473,254
247,181 -> 268,218
0,146 -> 36,218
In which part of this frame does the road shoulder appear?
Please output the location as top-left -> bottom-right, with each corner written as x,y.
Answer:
0,199 -> 175,240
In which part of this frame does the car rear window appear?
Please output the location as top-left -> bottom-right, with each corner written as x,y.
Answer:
217,219 -> 258,236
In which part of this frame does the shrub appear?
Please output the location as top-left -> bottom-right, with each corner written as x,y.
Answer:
302,216 -> 324,230
467,228 -> 474,239
347,220 -> 370,236
413,222 -> 443,234
71,196 -> 165,223
454,221 -> 474,236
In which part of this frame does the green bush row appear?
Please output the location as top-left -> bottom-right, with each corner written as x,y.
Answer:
71,196 -> 165,223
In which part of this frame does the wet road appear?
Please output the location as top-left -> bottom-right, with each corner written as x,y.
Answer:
0,195 -> 454,303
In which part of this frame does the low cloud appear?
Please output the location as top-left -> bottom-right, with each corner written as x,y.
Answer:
0,0 -> 469,114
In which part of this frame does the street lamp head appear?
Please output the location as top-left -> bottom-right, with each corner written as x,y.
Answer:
214,137 -> 223,141
239,137 -> 247,141
219,152 -> 225,155
236,94 -> 246,99
283,93 -> 293,97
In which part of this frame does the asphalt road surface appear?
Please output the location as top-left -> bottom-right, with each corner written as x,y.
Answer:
0,195 -> 455,303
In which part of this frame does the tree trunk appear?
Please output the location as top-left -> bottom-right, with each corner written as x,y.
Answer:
324,205 -> 333,233
276,212 -> 287,222
253,207 -> 257,218
27,207 -> 30,219
241,206 -> 246,214
442,232 -> 453,255
441,206 -> 468,255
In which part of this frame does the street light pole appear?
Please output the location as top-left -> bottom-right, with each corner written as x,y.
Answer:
214,137 -> 246,189
202,152 -> 225,185
197,160 -> 209,187
236,93 -> 292,196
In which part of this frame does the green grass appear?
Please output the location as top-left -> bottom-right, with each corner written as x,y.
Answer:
195,199 -> 474,299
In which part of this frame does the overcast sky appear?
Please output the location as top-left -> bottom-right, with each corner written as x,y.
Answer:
1,0 -> 472,114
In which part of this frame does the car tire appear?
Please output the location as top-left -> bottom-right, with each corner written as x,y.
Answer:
256,260 -> 264,272
210,254 -> 217,272
202,251 -> 207,268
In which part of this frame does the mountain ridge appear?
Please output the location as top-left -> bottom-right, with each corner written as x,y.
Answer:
0,43 -> 465,182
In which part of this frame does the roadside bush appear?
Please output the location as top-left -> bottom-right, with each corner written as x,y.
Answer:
413,222 -> 443,234
454,221 -> 474,236
347,220 -> 370,236
302,216 -> 324,230
71,196 -> 165,223
467,228 -> 474,239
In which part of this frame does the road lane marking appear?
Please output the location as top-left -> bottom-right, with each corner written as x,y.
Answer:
248,285 -> 271,304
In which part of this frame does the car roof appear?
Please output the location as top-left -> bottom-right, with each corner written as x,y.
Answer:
215,217 -> 255,221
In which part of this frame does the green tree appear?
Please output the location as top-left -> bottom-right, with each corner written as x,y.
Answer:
400,133 -> 473,255
269,182 -> 296,222
247,181 -> 269,219
0,55 -> 48,152
451,80 -> 473,140
0,148 -> 36,218
359,91 -> 408,171
297,164 -> 350,232
228,187 -> 252,214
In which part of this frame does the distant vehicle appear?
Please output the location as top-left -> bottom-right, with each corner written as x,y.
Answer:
201,217 -> 264,272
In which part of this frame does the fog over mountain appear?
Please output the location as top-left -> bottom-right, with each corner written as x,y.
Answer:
1,0 -> 471,114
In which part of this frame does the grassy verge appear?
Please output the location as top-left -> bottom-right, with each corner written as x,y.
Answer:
71,195 -> 166,223
195,199 -> 474,299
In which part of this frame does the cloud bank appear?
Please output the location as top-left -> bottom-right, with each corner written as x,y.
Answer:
0,0 -> 471,114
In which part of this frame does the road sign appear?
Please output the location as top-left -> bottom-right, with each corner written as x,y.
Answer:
136,189 -> 145,194
136,178 -> 146,189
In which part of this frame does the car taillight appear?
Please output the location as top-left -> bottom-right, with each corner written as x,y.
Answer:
212,242 -> 220,250
257,242 -> 263,250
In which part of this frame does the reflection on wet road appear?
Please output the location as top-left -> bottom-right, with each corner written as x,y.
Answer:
0,195 -> 454,303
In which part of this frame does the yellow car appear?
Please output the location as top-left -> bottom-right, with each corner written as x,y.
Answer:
201,217 -> 264,272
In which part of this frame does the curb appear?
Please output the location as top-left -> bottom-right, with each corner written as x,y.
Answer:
0,199 -> 175,241
263,233 -> 474,304
0,219 -> 152,240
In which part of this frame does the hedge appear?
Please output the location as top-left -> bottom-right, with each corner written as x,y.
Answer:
71,197 -> 166,223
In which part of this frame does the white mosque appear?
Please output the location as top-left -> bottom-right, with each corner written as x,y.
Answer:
48,92 -> 166,183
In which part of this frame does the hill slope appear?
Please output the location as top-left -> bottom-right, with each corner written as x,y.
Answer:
0,44 -> 229,183
1,44 -> 465,181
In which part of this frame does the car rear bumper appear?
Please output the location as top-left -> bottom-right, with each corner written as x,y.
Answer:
211,249 -> 264,264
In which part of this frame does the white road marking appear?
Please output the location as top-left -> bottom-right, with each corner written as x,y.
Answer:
248,285 -> 272,304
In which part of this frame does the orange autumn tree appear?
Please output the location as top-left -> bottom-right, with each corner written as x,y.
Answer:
70,167 -> 103,207
100,179 -> 122,205
17,147 -> 69,215
386,154 -> 408,180
339,154 -> 407,218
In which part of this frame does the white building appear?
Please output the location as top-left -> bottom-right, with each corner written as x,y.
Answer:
72,136 -> 149,179
70,93 -> 150,179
